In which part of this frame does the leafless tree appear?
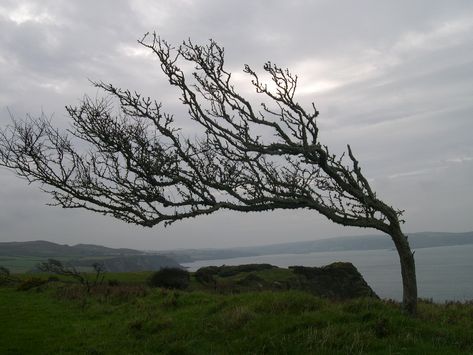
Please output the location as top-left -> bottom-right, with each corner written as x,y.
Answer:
37,259 -> 105,292
92,262 -> 106,286
0,34 -> 417,314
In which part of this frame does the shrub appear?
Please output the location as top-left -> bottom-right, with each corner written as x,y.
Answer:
0,266 -> 10,277
195,267 -> 218,284
16,277 -> 47,291
148,268 -> 190,290
48,276 -> 60,282
0,266 -> 18,286
107,279 -> 120,287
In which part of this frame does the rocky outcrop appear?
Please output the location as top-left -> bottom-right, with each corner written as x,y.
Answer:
289,262 -> 378,299
194,262 -> 377,299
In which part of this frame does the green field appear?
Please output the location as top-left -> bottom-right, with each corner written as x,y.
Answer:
1,268 -> 472,354
0,256 -> 51,273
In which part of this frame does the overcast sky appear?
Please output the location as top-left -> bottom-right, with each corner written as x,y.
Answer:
0,0 -> 472,250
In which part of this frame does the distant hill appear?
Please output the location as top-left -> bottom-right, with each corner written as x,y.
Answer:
160,231 -> 473,262
70,254 -> 181,272
0,240 -> 181,272
234,231 -> 473,255
0,240 -> 141,258
3,231 -> 472,271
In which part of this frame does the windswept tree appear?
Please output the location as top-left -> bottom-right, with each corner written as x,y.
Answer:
37,259 -> 105,292
0,34 -> 417,314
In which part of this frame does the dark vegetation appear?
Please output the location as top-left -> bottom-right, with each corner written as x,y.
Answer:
0,263 -> 472,354
0,266 -> 18,286
16,276 -> 48,291
148,268 -> 190,290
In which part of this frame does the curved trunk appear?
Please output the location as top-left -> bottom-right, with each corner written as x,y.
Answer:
390,227 -> 417,315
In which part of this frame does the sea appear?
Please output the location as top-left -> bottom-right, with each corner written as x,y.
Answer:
182,244 -> 473,302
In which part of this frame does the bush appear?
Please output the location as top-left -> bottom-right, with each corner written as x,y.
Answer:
16,277 -> 47,291
107,279 -> 120,287
148,268 -> 190,290
0,266 -> 10,277
0,266 -> 18,286
195,266 -> 219,284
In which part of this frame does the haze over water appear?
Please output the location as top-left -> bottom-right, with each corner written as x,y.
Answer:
183,244 -> 473,302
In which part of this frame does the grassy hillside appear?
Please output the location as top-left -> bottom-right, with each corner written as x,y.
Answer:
1,268 -> 472,354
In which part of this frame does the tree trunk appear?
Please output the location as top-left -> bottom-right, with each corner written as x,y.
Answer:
390,227 -> 417,315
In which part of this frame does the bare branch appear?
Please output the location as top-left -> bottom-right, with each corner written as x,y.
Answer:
0,35 -> 417,314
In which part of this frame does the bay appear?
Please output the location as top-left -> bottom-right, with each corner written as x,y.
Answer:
183,244 -> 473,302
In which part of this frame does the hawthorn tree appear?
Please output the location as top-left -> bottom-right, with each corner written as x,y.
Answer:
37,259 -> 105,292
0,33 -> 417,314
